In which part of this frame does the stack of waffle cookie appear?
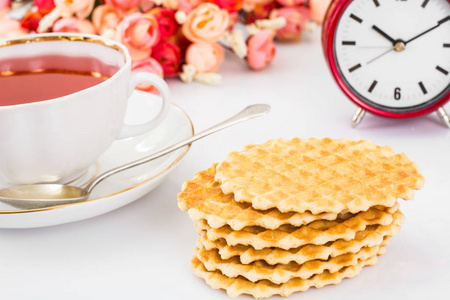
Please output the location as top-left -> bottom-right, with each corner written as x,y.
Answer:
178,138 -> 424,298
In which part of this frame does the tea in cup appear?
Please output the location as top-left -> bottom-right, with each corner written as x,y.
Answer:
0,33 -> 170,186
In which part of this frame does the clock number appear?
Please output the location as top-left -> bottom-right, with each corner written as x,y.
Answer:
394,88 -> 401,100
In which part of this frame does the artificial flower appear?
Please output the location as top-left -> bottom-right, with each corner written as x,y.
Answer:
254,17 -> 286,30
105,0 -> 140,13
21,9 -> 47,32
224,29 -> 247,58
193,72 -> 222,85
139,0 -> 155,13
182,3 -> 229,43
242,0 -> 273,13
0,0 -> 10,11
54,0 -> 95,19
179,64 -> 222,85
131,57 -> 164,93
213,0 -> 243,13
37,7 -> 61,33
52,17 -> 96,34
246,29 -> 276,70
174,10 -> 187,24
34,0 -> 55,12
115,12 -> 160,61
167,29 -> 191,57
177,0 -> 202,14
0,0 -> 317,85
0,8 -> 8,19
270,7 -> 309,41
179,64 -> 196,83
241,1 -> 278,21
309,0 -> 332,24
151,41 -> 181,77
92,5 -> 120,35
148,7 -> 179,40
160,0 -> 179,11
185,42 -> 224,73
0,17 -> 28,39
276,0 -> 305,7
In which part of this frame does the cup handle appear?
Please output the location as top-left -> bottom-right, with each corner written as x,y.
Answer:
117,72 -> 170,139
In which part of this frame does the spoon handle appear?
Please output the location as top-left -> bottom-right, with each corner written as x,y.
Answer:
85,104 -> 270,194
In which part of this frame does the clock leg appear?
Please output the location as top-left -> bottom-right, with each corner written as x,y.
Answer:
351,108 -> 366,128
437,107 -> 450,128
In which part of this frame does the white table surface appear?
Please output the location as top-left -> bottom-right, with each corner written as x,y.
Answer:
1,31 -> 449,299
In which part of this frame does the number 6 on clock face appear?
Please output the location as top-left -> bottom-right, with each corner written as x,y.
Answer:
322,0 -> 450,122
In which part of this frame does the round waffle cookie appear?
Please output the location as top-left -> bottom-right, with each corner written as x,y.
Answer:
178,164 -> 340,230
195,242 -> 384,284
178,164 -> 402,231
195,209 -> 404,250
215,138 -> 424,214
191,254 -> 379,299
177,137 -> 424,299
198,223 -> 397,264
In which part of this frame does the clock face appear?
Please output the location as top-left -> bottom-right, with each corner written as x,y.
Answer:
334,0 -> 450,112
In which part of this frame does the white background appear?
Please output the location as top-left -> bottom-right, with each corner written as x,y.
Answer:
0,31 -> 449,299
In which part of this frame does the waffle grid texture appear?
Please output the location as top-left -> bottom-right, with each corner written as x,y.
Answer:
177,138 -> 424,299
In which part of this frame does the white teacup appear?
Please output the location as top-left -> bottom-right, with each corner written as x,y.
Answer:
0,33 -> 170,186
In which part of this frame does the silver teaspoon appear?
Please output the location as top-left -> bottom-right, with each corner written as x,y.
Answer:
0,104 -> 270,210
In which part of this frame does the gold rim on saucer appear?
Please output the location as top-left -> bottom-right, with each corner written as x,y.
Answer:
0,104 -> 194,214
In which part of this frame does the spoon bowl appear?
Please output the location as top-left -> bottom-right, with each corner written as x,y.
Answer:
0,184 -> 88,209
0,104 -> 270,210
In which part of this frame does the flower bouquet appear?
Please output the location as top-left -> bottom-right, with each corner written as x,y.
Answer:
0,0 -> 331,86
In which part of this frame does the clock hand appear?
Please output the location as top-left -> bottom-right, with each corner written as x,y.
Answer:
366,47 -> 394,65
357,46 -> 392,49
372,25 -> 396,45
405,15 -> 450,44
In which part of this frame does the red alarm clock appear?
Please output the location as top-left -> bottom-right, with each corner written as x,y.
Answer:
322,0 -> 450,127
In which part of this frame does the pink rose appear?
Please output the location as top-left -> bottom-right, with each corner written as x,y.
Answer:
52,17 -> 96,34
0,18 -> 29,39
151,41 -> 181,77
34,0 -> 55,11
276,0 -> 305,6
270,7 -> 309,41
182,3 -> 229,43
115,12 -> 160,61
132,57 -> 164,93
54,0 -> 95,19
0,8 -> 9,19
185,42 -> 224,73
309,0 -> 332,24
177,0 -> 202,14
0,8 -> 8,19
92,5 -> 120,35
0,0 -> 10,11
246,29 -> 276,70
105,0 -> 139,13
139,0 -> 155,13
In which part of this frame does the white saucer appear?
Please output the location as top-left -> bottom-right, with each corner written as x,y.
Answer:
0,91 -> 193,228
